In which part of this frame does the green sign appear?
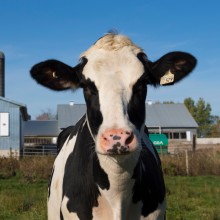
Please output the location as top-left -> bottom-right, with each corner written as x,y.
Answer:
149,134 -> 168,147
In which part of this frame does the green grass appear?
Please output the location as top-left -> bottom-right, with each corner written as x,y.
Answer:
165,176 -> 220,220
0,176 -> 47,220
0,175 -> 220,220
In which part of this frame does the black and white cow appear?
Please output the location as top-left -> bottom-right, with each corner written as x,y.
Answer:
30,33 -> 196,220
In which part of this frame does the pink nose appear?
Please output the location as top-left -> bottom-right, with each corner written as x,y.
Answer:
99,129 -> 137,155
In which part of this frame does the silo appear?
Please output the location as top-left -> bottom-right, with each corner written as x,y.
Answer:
0,51 -> 5,97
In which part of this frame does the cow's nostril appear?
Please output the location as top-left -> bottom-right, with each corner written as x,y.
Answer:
125,132 -> 134,146
113,135 -> 121,140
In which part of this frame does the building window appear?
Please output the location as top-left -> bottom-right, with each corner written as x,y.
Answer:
173,132 -> 180,139
169,133 -> 173,139
24,137 -> 54,146
180,132 -> 187,139
0,113 -> 9,136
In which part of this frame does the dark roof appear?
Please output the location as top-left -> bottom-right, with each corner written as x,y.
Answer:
24,120 -> 59,136
57,103 -> 198,129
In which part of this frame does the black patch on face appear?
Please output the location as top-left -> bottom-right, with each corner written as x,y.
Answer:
137,52 -> 156,86
61,118 -> 110,219
132,147 -> 166,217
80,77 -> 103,136
127,73 -> 147,130
107,142 -> 129,155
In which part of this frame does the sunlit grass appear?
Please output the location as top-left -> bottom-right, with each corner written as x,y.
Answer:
165,176 -> 220,220
0,152 -> 220,220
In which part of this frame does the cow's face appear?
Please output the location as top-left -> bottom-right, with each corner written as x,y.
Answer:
30,33 -> 196,156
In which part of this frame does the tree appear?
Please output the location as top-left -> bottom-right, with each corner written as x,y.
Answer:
184,98 -> 196,117
36,108 -> 57,120
184,98 -> 212,137
210,117 -> 220,137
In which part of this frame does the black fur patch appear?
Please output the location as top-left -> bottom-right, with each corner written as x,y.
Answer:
81,78 -> 103,136
61,119 -> 109,219
127,74 -> 147,130
48,116 -> 87,200
132,146 -> 165,217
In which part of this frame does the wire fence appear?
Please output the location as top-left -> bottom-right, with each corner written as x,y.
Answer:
161,147 -> 220,176
22,145 -> 57,156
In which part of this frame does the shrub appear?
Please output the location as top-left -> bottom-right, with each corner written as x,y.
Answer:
0,156 -> 19,179
19,156 -> 55,182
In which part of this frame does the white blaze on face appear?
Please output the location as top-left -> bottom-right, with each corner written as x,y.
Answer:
81,35 -> 144,132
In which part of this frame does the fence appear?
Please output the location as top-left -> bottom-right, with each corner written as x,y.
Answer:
161,147 -> 220,176
196,138 -> 220,145
22,144 -> 57,156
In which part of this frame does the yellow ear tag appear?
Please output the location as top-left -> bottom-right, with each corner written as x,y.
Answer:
160,70 -> 174,85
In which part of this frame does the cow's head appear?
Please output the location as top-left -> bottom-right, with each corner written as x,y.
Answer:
30,33 -> 196,156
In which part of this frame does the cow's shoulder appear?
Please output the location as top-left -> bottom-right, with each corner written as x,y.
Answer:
132,146 -> 166,217
61,119 -> 110,219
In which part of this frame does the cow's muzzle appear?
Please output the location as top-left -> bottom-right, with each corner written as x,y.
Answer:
99,129 -> 137,155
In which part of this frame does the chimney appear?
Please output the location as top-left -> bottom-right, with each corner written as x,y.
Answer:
0,51 -> 5,97
69,101 -> 75,106
147,100 -> 153,105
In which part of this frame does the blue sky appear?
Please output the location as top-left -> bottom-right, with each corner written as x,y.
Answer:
1,0 -> 220,119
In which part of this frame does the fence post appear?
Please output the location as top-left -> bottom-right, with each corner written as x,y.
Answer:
192,134 -> 196,153
185,149 -> 189,175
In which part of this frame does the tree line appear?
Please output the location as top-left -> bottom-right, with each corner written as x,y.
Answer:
184,98 -> 219,138
163,98 -> 220,137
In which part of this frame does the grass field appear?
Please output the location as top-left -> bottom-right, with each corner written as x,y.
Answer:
0,176 -> 47,220
0,175 -> 220,220
165,176 -> 220,220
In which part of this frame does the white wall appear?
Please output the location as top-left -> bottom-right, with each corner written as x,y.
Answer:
197,138 -> 220,144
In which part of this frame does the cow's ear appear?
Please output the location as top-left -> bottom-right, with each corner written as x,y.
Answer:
30,58 -> 87,91
147,52 -> 197,86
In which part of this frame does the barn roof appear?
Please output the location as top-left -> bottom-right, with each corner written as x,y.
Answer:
24,120 -> 59,136
57,103 -> 198,130
57,104 -> 86,129
145,103 -> 198,128
0,96 -> 30,120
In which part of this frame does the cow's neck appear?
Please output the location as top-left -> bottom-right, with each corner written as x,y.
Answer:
97,153 -> 141,219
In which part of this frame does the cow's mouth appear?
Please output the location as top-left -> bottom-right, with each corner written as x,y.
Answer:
106,142 -> 130,155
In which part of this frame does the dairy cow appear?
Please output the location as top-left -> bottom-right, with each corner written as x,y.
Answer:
30,33 -> 196,220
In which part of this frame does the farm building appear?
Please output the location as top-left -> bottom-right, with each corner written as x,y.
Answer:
23,120 -> 59,155
145,103 -> 198,140
0,96 -> 29,157
0,51 -> 30,157
21,102 -> 198,156
57,103 -> 198,140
